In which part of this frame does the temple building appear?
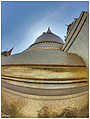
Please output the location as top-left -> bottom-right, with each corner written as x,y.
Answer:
63,11 -> 88,66
1,11 -> 88,118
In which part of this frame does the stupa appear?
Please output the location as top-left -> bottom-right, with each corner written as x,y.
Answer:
2,27 -> 85,66
1,13 -> 88,118
2,27 -> 87,89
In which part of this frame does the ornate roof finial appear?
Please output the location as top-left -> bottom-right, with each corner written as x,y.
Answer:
8,47 -> 14,55
47,27 -> 51,33
1,47 -> 14,56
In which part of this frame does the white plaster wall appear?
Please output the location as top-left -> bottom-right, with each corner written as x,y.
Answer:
68,16 -> 89,66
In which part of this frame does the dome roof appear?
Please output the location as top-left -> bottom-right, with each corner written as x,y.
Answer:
34,28 -> 64,44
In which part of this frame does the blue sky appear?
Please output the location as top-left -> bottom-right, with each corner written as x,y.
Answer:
1,1 -> 88,54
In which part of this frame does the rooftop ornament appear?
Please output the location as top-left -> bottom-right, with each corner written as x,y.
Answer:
47,27 -> 52,33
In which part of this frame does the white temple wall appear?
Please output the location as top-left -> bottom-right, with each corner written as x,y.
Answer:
63,12 -> 89,66
67,16 -> 89,66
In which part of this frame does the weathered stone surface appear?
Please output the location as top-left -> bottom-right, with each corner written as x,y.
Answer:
2,88 -> 88,118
